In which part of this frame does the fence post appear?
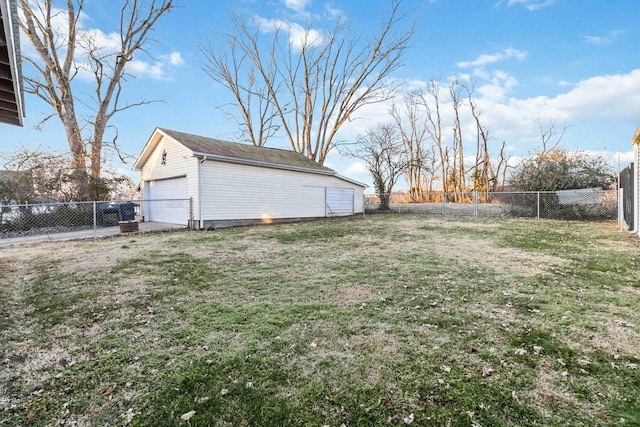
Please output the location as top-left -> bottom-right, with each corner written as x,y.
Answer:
537,192 -> 540,219
474,191 -> 478,217
92,201 -> 97,237
618,188 -> 624,231
189,197 -> 194,230
362,193 -> 366,218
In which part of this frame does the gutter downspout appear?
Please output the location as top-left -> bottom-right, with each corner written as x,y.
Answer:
198,155 -> 208,229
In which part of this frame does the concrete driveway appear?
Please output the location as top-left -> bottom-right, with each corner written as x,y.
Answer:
0,222 -> 188,248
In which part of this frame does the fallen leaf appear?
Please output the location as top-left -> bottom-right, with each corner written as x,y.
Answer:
481,366 -> 494,377
514,348 -> 527,356
99,386 -> 115,396
578,358 -> 592,366
221,388 -> 229,396
121,408 -> 136,424
403,413 -> 415,424
533,346 -> 544,355
441,365 -> 451,373
180,410 -> 195,421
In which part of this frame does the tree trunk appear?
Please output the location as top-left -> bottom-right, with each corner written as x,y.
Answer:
61,107 -> 88,200
379,193 -> 391,210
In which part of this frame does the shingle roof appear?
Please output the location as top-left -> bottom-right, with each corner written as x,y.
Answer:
159,128 -> 335,174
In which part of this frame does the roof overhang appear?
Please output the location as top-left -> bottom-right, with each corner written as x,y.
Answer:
0,0 -> 24,126
191,151 -> 337,177
335,174 -> 368,188
132,127 -> 165,170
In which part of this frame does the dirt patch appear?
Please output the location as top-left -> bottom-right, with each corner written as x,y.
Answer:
525,366 -> 604,419
325,284 -> 381,305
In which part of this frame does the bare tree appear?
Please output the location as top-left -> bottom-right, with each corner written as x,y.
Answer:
466,83 -> 486,191
449,79 -> 466,201
19,0 -> 174,200
342,123 -> 407,210
424,79 -> 448,193
200,1 -> 413,164
0,146 -> 74,202
390,91 -> 431,202
0,146 -> 133,202
537,118 -> 568,154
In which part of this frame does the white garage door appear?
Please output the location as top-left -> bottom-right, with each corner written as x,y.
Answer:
146,177 -> 188,225
326,187 -> 354,216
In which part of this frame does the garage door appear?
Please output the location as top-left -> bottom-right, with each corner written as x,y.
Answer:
146,177 -> 188,225
326,187 -> 354,216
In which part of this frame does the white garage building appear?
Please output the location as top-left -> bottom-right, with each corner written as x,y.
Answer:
132,128 -> 366,228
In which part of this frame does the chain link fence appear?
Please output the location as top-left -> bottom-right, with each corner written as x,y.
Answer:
365,189 -> 617,221
0,190 -> 616,241
0,199 -> 192,240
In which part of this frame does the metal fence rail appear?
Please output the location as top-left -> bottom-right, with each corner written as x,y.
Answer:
365,190 -> 618,221
0,199 -> 192,239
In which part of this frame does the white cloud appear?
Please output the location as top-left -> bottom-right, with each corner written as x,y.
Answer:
616,150 -> 635,166
507,0 -> 555,11
551,69 -> 640,121
457,48 -> 527,69
254,16 -> 323,49
583,30 -> 624,46
325,4 -> 344,19
345,161 -> 369,176
168,52 -> 184,66
283,0 -> 310,13
127,59 -> 165,80
477,70 -> 519,102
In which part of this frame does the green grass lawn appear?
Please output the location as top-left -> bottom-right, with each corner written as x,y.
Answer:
1,214 -> 639,426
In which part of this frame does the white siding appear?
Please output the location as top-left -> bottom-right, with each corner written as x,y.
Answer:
139,135 -> 199,221
636,145 -> 639,236
200,161 -> 364,221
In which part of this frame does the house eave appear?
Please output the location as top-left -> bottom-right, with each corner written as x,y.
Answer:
191,151 -> 337,176
132,127 -> 165,170
335,173 -> 367,188
0,0 -> 25,127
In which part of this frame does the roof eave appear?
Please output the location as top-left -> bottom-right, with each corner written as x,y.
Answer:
335,174 -> 368,188
132,127 -> 165,170
0,0 -> 25,126
192,151 -> 336,176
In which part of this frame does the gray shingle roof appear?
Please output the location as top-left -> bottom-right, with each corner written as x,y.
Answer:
159,128 -> 335,174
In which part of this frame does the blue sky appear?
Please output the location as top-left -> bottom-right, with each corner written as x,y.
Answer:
6,0 -> 640,190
